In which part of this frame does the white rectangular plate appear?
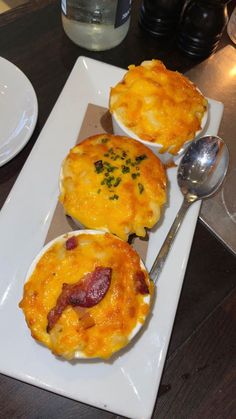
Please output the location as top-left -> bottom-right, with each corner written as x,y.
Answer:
0,57 -> 223,419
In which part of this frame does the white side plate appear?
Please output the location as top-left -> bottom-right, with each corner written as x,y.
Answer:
0,57 -> 223,419
0,57 -> 38,166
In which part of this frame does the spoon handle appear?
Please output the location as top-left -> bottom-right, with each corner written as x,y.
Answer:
149,198 -> 192,283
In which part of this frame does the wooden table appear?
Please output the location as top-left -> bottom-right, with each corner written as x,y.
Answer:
0,1 -> 235,418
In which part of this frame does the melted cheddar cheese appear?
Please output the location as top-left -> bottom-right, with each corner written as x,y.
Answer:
109,59 -> 208,154
59,134 -> 167,241
19,232 -> 154,360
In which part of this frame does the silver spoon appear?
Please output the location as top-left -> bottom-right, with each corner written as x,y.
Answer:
150,135 -> 229,283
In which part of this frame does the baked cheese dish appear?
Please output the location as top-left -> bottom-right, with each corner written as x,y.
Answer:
109,59 -> 208,155
19,231 -> 153,360
59,134 -> 167,241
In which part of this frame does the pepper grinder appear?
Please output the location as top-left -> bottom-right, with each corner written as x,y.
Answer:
178,0 -> 231,58
139,0 -> 185,38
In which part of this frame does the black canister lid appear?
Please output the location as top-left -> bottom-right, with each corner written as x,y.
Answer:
139,0 -> 185,38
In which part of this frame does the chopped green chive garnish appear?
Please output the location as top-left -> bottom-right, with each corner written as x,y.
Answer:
114,177 -> 121,187
122,165 -> 130,174
131,173 -> 140,179
109,194 -> 119,200
138,183 -> 144,194
94,160 -> 104,173
95,148 -> 148,193
103,161 -> 118,173
136,154 -> 147,163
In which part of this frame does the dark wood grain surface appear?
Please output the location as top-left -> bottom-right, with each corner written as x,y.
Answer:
0,1 -> 236,418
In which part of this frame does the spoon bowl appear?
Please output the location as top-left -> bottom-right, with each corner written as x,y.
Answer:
150,135 -> 229,282
178,135 -> 229,202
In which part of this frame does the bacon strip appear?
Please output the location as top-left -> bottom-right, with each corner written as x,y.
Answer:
134,270 -> 149,295
47,267 -> 112,332
65,236 -> 78,250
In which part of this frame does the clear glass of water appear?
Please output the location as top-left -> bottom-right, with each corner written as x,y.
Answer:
61,0 -> 132,51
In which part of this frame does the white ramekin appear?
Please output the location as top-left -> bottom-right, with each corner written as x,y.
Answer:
111,108 -> 208,164
23,229 -> 151,359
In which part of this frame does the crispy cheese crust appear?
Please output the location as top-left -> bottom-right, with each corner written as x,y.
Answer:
59,134 -> 167,241
19,233 -> 153,360
109,60 -> 208,154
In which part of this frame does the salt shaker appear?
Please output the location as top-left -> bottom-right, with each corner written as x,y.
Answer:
139,0 -> 185,38
61,0 -> 132,51
178,0 -> 230,58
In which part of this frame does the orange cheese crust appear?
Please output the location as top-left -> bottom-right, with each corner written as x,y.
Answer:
109,59 -> 208,154
59,134 -> 167,241
19,232 -> 154,360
